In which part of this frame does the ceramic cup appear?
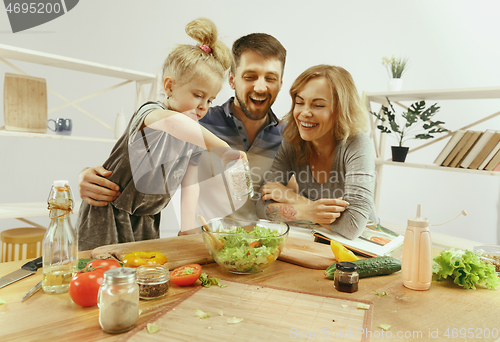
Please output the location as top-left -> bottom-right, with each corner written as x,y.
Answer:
47,118 -> 72,135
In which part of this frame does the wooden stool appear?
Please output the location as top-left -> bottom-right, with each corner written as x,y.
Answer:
1,228 -> 46,263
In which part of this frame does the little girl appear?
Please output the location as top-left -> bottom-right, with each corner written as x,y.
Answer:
76,18 -> 240,250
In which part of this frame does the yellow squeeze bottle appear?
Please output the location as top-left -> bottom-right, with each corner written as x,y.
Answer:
401,204 -> 432,291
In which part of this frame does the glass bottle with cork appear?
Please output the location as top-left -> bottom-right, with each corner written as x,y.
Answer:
42,180 -> 78,293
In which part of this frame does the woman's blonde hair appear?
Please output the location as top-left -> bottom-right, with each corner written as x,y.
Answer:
283,64 -> 368,164
163,18 -> 232,85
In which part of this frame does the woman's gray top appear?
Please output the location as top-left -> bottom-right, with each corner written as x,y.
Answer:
256,133 -> 377,240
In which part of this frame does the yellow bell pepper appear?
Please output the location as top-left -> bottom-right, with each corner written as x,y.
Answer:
330,240 -> 359,262
122,251 -> 168,267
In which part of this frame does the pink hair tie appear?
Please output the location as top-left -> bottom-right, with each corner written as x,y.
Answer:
199,45 -> 212,54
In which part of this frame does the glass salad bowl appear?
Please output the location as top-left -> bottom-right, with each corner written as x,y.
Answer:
201,218 -> 289,274
474,244 -> 500,275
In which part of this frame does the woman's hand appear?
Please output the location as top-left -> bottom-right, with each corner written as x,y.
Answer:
261,182 -> 298,204
298,198 -> 349,225
78,166 -> 120,206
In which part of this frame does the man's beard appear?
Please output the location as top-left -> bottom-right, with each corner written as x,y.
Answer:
235,92 -> 272,121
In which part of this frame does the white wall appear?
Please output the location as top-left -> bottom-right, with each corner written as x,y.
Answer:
1,0 -> 499,244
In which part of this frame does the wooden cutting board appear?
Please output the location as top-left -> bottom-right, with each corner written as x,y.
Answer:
4,73 -> 47,133
119,280 -> 373,342
91,234 -> 336,270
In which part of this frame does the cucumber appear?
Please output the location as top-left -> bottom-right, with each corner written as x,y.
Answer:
325,256 -> 401,279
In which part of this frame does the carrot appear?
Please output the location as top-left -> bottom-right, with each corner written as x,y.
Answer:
249,241 -> 262,248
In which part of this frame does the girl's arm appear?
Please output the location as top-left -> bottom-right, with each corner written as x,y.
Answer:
180,163 -> 200,234
145,109 -> 245,165
145,109 -> 230,153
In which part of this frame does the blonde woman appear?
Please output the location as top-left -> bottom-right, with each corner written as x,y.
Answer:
76,18 -> 242,250
256,65 -> 377,239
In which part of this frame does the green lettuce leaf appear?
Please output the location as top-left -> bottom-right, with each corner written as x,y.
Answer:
77,258 -> 95,270
432,248 -> 499,290
194,308 -> 211,319
199,273 -> 227,288
146,323 -> 160,334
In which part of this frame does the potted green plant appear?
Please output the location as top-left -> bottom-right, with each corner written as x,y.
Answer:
382,55 -> 409,91
371,98 -> 448,162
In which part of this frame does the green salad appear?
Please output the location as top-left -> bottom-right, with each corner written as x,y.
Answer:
432,248 -> 499,290
212,224 -> 284,273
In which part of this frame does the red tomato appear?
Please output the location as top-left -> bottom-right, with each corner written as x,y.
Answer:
85,259 -> 121,272
68,259 -> 121,307
170,264 -> 202,287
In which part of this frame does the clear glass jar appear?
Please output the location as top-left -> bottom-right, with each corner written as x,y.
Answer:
98,268 -> 139,334
225,158 -> 254,199
136,264 -> 170,300
334,262 -> 359,293
42,180 -> 78,294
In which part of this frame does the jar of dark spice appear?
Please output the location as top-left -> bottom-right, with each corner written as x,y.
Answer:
334,262 -> 359,293
136,264 -> 170,300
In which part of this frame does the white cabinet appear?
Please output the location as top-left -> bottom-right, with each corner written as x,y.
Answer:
0,43 -> 159,142
364,86 -> 500,209
0,44 -> 159,222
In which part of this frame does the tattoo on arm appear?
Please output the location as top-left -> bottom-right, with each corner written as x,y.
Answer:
266,204 -> 297,221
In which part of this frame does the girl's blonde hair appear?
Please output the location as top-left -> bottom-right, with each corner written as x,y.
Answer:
283,64 -> 368,164
163,18 -> 232,85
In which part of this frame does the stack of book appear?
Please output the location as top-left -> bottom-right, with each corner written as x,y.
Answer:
434,129 -> 500,171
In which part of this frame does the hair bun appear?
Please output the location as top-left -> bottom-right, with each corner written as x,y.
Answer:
162,18 -> 231,84
185,17 -> 217,46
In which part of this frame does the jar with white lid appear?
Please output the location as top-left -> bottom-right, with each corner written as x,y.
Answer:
98,268 -> 139,333
225,158 -> 254,199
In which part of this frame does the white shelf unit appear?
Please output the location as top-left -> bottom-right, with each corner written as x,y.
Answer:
0,129 -> 117,143
0,201 -> 81,229
0,43 -> 160,140
0,201 -> 82,220
0,44 -> 159,222
364,86 -> 500,209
